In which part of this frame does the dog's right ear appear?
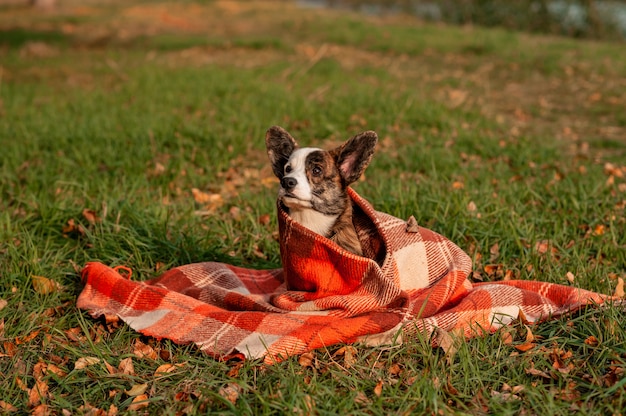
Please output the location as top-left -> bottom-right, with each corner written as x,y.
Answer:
265,126 -> 298,179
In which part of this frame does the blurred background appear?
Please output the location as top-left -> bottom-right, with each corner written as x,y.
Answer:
7,0 -> 626,41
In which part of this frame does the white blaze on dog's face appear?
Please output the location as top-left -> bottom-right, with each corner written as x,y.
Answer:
279,147 -> 320,209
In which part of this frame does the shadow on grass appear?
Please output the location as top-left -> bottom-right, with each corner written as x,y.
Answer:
0,28 -> 70,48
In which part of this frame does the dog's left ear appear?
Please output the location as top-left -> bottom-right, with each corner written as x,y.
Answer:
332,131 -> 378,184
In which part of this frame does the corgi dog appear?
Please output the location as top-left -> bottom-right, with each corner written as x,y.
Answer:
265,126 -> 378,256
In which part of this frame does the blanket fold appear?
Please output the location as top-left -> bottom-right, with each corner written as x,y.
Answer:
77,188 -> 608,363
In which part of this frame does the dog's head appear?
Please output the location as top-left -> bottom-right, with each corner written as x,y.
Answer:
265,126 -> 378,216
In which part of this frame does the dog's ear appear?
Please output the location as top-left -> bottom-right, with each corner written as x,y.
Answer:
265,126 -> 298,179
332,131 -> 378,184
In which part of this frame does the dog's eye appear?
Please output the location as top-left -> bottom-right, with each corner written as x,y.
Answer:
285,165 -> 292,173
312,166 -> 322,176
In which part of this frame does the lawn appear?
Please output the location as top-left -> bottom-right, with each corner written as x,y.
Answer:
1,0 -> 625,414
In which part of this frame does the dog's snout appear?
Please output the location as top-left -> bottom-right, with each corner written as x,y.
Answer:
281,177 -> 297,191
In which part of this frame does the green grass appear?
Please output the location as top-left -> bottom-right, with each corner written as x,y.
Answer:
1,1 -> 625,414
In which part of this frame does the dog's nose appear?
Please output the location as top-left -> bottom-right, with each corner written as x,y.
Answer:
281,177 -> 297,191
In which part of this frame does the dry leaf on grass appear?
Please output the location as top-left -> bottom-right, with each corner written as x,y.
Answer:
125,383 -> 148,397
0,401 -> 18,412
74,356 -> 101,369
298,352 -> 315,368
154,362 -> 185,376
133,340 -> 158,360
435,327 -> 460,364
118,357 -> 135,375
614,277 -> 625,298
128,394 -> 149,411
82,208 -> 101,224
218,383 -> 242,404
31,275 -> 63,295
373,379 -> 384,397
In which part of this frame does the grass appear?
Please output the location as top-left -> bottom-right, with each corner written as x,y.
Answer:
1,0 -> 625,414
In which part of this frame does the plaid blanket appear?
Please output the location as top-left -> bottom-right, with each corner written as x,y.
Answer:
77,188 -> 608,363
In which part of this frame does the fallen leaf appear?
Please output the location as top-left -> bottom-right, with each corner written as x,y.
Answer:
128,394 -> 149,411
435,328 -> 459,364
218,383 -> 241,404
514,342 -> 536,352
388,363 -> 402,376
566,272 -> 575,283
517,308 -> 531,325
593,224 -> 606,236
614,278 -> 625,298
191,189 -> 223,211
258,214 -> 271,225
74,356 -> 101,370
489,243 -> 500,261
155,362 -> 185,376
46,363 -> 68,378
354,391 -> 370,406
525,366 -> 552,379
104,360 -> 117,375
28,379 -> 49,407
31,275 -> 62,295
452,181 -> 464,190
373,379 -> 384,397
534,240 -> 550,254
31,404 -> 50,416
503,269 -> 516,281
500,329 -> 514,345
3,341 -> 17,357
0,299 -> 7,311
525,325 -> 536,343
125,383 -> 148,397
406,215 -> 419,233
107,403 -> 118,416
62,218 -> 86,237
484,264 -> 504,279
491,390 -> 521,402
584,336 -> 599,347
133,340 -> 158,360
334,345 -> 357,368
118,357 -> 135,375
298,352 -> 315,368
82,208 -> 101,225
0,401 -> 18,412
467,201 -> 477,212
15,329 -> 40,345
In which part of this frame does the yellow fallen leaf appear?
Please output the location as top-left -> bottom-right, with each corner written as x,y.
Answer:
74,357 -> 100,369
154,362 -> 185,376
31,275 -> 62,295
125,383 -> 148,397
0,299 -> 7,311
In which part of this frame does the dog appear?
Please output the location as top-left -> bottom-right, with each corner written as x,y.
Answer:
265,126 -> 378,256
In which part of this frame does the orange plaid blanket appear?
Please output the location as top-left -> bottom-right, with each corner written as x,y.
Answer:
77,188 -> 608,363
